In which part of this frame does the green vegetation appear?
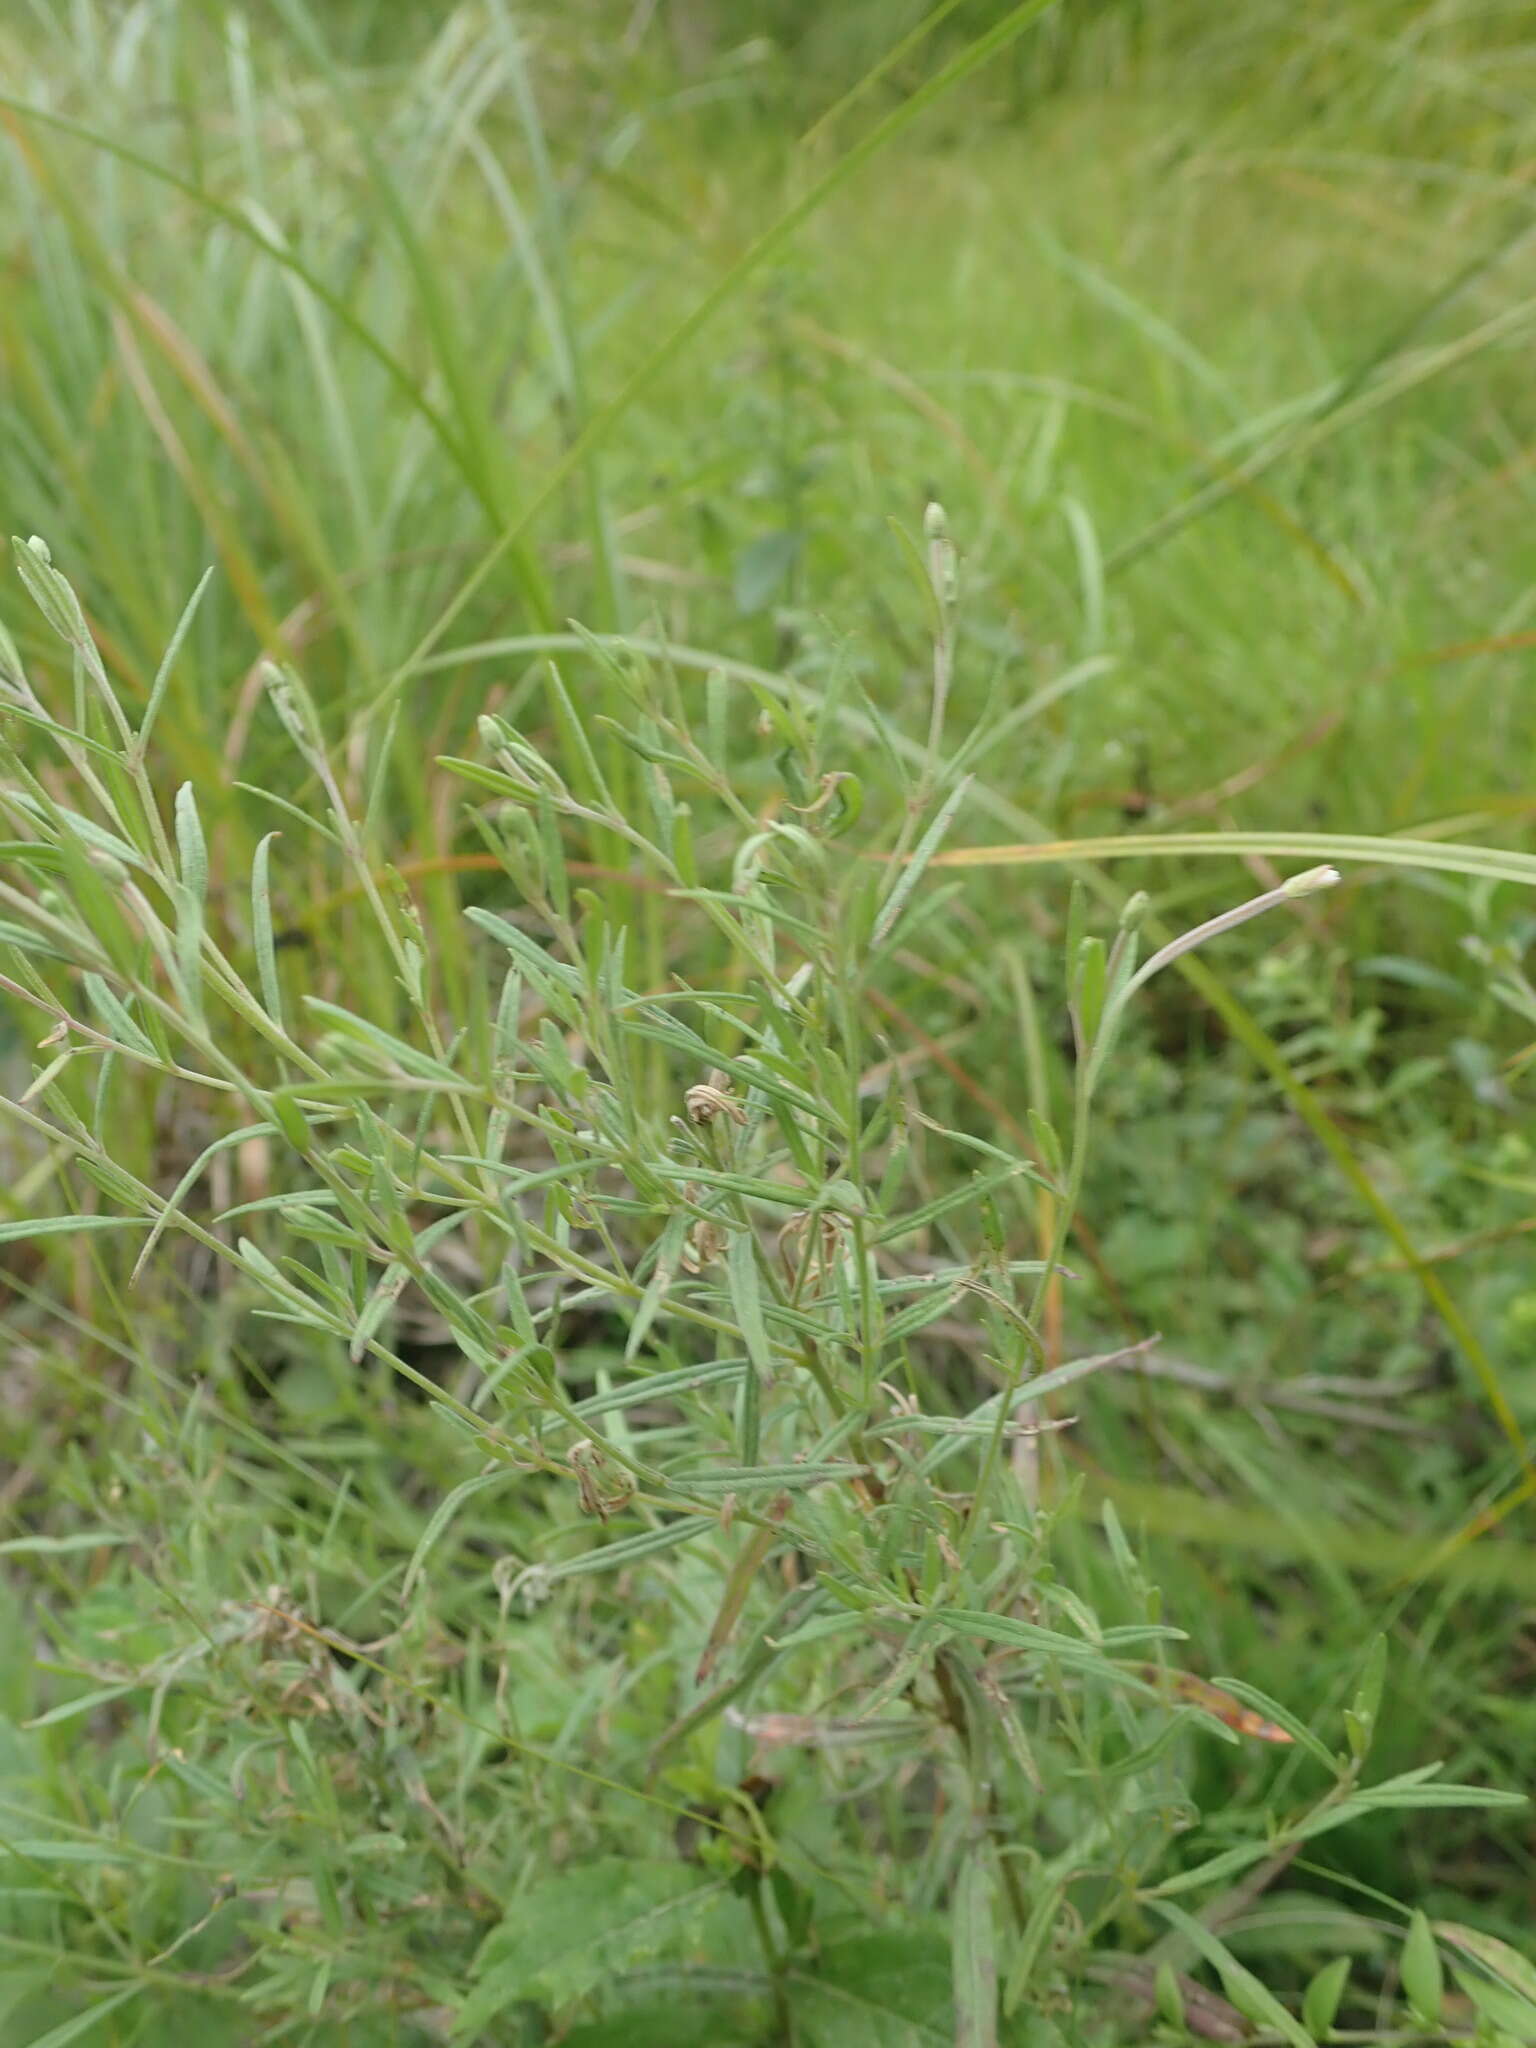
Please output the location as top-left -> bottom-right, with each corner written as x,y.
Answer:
1,2 -> 1535,2041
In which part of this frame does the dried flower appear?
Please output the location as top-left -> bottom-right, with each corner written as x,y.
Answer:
570,1440 -> 633,1522
684,1074 -> 747,1125
681,1197 -> 728,1272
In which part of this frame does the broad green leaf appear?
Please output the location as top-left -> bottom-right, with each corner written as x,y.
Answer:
559,2004 -> 765,2048
789,1931 -> 953,2047
455,1860 -> 722,2037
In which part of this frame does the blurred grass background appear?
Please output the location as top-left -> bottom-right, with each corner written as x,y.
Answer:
1,0 -> 1536,2038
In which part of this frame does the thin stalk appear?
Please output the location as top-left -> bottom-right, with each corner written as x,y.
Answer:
960,1066 -> 1092,1563
747,1878 -> 793,2045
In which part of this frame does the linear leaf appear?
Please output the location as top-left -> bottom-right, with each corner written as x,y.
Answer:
0,1215 -> 143,1247
727,1228 -> 774,1383
953,1843 -> 998,2048
872,775 -> 972,947
928,829 -> 1536,891
1151,1904 -> 1314,2048
403,1469 -> 512,1601
540,1519 -> 711,1584
25,1985 -> 146,2048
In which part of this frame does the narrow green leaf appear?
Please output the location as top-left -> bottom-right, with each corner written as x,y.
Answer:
81,973 -> 157,1061
1152,1903 -> 1315,2048
919,1340 -> 1154,1478
1075,933 -> 1106,1045
1064,878 -> 1088,978
171,784 -> 210,1025
251,830 -> 285,1030
727,1227 -> 774,1383
25,1681 -> 141,1730
695,1519 -> 781,1684
2,1840 -> 140,1864
1026,1106 -> 1063,1178
931,828 -> 1536,891
1205,1675 -> 1339,1772
668,1462 -> 864,1492
1347,1632 -> 1387,1760
0,1530 -> 132,1555
403,1469 -> 511,1600
953,1842 -> 998,2048
135,565 -> 214,759
303,997 -> 459,1082
572,1358 -> 748,1419
173,781 -> 208,903
267,1091 -> 312,1151
0,1215 -> 143,1247
875,1161 -> 1035,1245
872,774 -> 972,947
24,1985 -> 145,2048
1154,1962 -> 1186,2030
1452,1969 -> 1536,2044
1401,1911 -> 1443,2025
130,1120 -> 277,1286
650,1161 -> 823,1210
626,1210 -> 688,1362
12,535 -> 90,648
933,1607 -> 1176,1669
1435,1924 -> 1536,2011
1328,1769 -> 1525,1813
1302,1956 -> 1351,2038
540,1519 -> 710,1583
